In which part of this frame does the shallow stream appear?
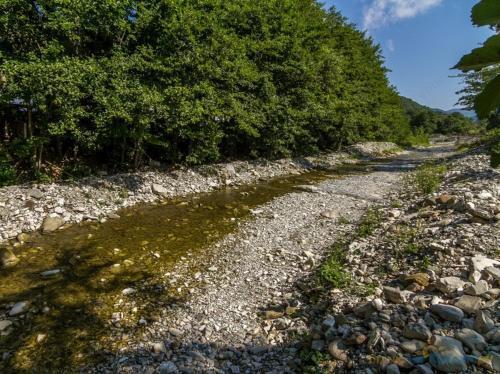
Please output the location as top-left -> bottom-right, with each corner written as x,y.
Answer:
1,164 -> 374,371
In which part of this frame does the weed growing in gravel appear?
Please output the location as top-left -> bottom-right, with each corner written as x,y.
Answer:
337,216 -> 350,225
420,255 -> 432,271
319,243 -> 351,289
408,162 -> 447,194
357,208 -> 382,237
350,282 -> 377,297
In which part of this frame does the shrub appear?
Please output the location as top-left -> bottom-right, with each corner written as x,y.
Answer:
409,162 -> 447,194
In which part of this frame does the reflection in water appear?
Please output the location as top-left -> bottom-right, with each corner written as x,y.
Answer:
0,169 -> 345,371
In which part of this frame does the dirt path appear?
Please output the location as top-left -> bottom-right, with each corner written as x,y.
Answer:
104,143 -> 457,373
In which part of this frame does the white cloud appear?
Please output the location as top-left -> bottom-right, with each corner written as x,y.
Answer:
387,39 -> 395,52
363,0 -> 443,30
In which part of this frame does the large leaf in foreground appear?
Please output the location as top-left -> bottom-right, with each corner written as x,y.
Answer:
471,0 -> 500,27
475,74 -> 500,119
454,35 -> 500,72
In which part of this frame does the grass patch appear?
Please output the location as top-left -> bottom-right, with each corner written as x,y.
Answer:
408,162 -> 447,195
337,216 -> 350,225
357,208 -> 382,237
319,242 -> 351,289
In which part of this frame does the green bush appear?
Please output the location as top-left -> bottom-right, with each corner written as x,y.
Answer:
0,164 -> 17,187
410,162 -> 447,194
0,0 -> 413,175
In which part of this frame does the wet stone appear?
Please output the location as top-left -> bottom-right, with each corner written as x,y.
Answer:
9,301 -> 29,316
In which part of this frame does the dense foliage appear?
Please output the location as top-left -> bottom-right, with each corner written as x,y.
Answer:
0,0 -> 414,183
400,96 -> 480,139
455,0 -> 499,167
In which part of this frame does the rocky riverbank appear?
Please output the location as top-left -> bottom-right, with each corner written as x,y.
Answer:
0,142 -> 409,248
292,149 -> 500,373
85,143 -> 486,373
0,154 -> 355,247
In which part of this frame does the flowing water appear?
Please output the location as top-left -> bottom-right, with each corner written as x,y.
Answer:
0,165 -> 369,372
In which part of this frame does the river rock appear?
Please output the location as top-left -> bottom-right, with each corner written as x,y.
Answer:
403,323 -> 432,342
401,339 -> 426,354
122,288 -> 137,296
328,339 -> 348,362
430,304 -> 464,322
485,266 -> 500,281
428,335 -> 467,373
0,248 -> 19,268
17,232 -> 30,243
40,269 -> 61,277
152,183 -> 169,197
412,364 -> 434,374
455,328 -> 487,354
435,277 -> 465,294
403,273 -> 430,287
9,301 -> 29,316
0,320 -> 13,332
455,295 -> 482,314
152,341 -> 166,354
159,361 -> 178,374
42,216 -> 64,233
27,188 -> 43,199
353,302 -> 377,319
296,185 -> 320,193
386,364 -> 400,374
469,256 -> 500,283
320,210 -> 339,219
393,356 -> 413,369
474,311 -> 495,334
464,280 -> 488,296
383,286 -> 410,304
485,327 -> 500,344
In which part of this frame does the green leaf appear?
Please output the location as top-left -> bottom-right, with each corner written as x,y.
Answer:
454,35 -> 500,72
471,0 -> 500,27
475,74 -> 500,119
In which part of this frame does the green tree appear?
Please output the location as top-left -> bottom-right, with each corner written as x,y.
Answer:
455,0 -> 500,166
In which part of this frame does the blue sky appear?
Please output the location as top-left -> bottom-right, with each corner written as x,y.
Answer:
324,0 -> 494,110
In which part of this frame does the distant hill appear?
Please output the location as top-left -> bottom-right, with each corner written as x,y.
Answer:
445,109 -> 477,120
400,96 -> 441,114
400,96 -> 478,121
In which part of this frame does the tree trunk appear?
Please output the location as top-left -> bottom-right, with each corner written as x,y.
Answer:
36,142 -> 43,172
27,106 -> 33,138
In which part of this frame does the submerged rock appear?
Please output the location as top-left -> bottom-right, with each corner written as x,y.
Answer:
9,301 -> 29,316
0,320 -> 13,332
0,248 -> 19,268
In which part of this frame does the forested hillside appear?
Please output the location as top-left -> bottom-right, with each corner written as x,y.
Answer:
0,0 -> 412,184
400,96 -> 480,137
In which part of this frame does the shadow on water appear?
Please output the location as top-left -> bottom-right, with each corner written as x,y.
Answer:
0,148 -> 452,372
